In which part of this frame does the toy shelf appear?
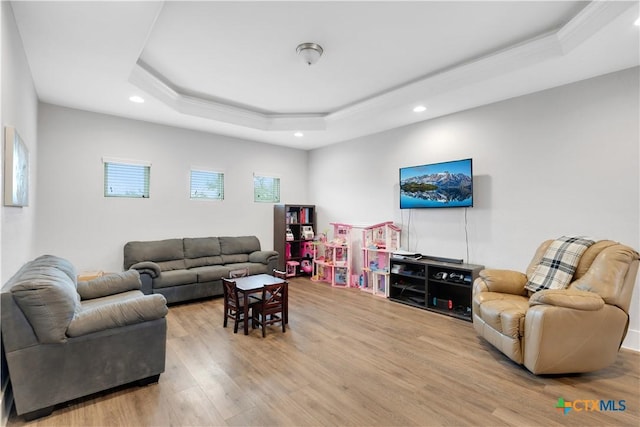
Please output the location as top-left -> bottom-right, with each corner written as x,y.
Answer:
273,204 -> 316,276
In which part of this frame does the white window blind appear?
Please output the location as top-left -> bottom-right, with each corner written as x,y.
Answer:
103,160 -> 150,198
190,169 -> 224,200
253,174 -> 280,203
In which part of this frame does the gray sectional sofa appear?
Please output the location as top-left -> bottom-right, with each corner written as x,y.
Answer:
124,235 -> 279,304
1,255 -> 168,420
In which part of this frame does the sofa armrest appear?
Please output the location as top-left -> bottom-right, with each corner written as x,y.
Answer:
129,261 -> 161,278
66,294 -> 168,337
77,270 -> 141,300
249,250 -> 279,265
473,269 -> 528,296
529,289 -> 605,311
138,272 -> 153,295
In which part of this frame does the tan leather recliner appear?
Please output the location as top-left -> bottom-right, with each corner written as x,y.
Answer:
472,240 -> 639,375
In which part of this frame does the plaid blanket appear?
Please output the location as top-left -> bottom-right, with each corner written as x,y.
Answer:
525,236 -> 595,293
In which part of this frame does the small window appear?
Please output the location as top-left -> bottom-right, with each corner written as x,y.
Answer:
190,169 -> 224,200
103,158 -> 150,198
253,174 -> 280,203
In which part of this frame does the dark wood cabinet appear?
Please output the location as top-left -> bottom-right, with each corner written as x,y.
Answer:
389,257 -> 483,321
273,204 -> 316,275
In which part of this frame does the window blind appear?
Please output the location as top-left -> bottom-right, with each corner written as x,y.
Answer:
253,175 -> 280,203
190,169 -> 224,200
103,161 -> 150,198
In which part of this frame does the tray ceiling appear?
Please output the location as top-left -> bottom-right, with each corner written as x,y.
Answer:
10,1 -> 640,149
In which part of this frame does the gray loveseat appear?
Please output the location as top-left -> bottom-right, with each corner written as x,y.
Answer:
1,255 -> 168,420
124,236 -> 279,304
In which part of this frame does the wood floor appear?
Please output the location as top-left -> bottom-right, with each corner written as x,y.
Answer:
7,277 -> 640,426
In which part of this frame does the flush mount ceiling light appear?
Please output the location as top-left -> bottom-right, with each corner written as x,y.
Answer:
129,95 -> 145,103
296,43 -> 323,66
413,105 -> 427,113
294,131 -> 304,137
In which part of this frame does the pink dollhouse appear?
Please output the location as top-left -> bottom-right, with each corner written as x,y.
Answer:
360,221 -> 401,297
311,223 -> 353,287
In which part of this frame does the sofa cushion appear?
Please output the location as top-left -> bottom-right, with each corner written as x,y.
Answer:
570,244 -> 640,310
190,266 -> 231,282
31,255 -> 78,284
476,292 -> 529,339
221,254 -> 250,264
153,269 -> 198,289
80,290 -> 144,310
219,236 -> 261,255
67,293 -> 168,337
156,259 -> 187,272
77,270 -> 141,300
184,237 -> 221,258
10,266 -> 80,343
185,256 -> 224,269
573,240 -> 617,280
123,238 -> 185,269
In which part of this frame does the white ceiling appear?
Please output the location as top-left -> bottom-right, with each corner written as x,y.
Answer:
10,1 -> 640,150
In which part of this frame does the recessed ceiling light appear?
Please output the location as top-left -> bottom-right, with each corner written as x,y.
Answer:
294,132 -> 304,137
635,17 -> 640,26
413,105 -> 427,113
129,95 -> 145,103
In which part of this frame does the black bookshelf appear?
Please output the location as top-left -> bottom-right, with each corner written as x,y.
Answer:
273,204 -> 316,275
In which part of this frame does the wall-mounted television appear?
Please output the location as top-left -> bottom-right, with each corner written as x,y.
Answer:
400,158 -> 473,209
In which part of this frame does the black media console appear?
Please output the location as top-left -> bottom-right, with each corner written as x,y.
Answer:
389,257 -> 484,321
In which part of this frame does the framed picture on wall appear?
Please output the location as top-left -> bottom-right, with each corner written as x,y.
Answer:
4,125 -> 29,207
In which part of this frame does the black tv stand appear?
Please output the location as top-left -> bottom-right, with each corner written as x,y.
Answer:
389,257 -> 484,321
421,255 -> 464,264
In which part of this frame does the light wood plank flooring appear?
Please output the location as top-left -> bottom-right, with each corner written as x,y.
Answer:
7,277 -> 640,426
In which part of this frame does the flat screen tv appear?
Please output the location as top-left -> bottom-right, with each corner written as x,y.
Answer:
400,158 -> 473,209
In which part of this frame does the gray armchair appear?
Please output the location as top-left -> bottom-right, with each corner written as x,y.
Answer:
1,255 -> 168,420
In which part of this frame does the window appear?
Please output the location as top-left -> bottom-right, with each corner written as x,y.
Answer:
103,158 -> 150,198
190,169 -> 224,200
253,174 -> 280,203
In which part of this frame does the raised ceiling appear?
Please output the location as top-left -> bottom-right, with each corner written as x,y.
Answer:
10,1 -> 640,150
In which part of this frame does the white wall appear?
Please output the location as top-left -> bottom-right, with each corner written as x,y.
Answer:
309,67 -> 640,350
1,2 -> 39,283
35,104 -> 309,274
5,2 -> 639,351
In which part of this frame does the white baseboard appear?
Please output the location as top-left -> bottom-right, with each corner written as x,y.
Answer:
622,328 -> 639,352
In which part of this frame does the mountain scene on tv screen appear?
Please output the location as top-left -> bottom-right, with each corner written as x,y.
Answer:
401,171 -> 472,206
